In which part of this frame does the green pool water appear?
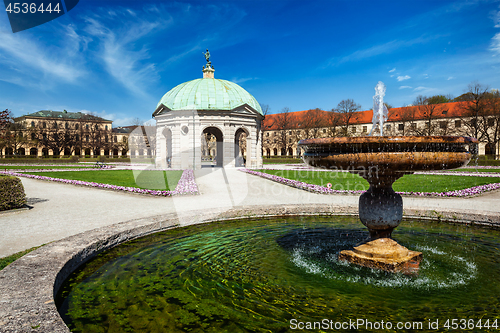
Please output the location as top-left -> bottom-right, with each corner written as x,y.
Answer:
57,216 -> 500,332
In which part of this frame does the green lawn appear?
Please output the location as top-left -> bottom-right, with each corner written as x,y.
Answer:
1,165 -> 93,170
257,169 -> 500,193
0,245 -> 43,271
23,170 -> 184,191
263,158 -> 302,164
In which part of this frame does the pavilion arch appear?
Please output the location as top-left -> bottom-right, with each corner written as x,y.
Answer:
234,127 -> 249,167
202,126 -> 224,167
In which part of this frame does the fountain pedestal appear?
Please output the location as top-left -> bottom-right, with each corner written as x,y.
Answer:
338,238 -> 422,273
340,170 -> 422,273
297,136 -> 477,274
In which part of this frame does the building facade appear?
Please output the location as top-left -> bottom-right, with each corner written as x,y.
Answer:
4,110 -> 129,157
262,101 -> 500,158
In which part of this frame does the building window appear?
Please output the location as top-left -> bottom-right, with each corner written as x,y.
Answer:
76,134 -> 79,141
266,133 -> 269,137
31,133 -> 36,140
289,138 -> 292,143
53,122 -> 57,129
114,136 -> 117,143
351,127 -> 356,133
385,125 -> 391,131
411,123 -> 416,130
362,126 -> 367,133
266,139 -> 269,143
95,125 -> 99,130
105,125 -> 108,130
488,118 -> 495,127
289,130 -> 292,135
86,124 -> 89,130
86,135 -> 89,142
65,122 -> 69,129
440,121 -> 447,129
122,137 -> 127,143
455,120 -> 461,128
105,135 -> 108,143
323,129 -> 326,133
43,133 -> 47,140
398,124 -> 404,131
76,124 -> 79,130
43,122 -> 46,128
31,121 -> 35,128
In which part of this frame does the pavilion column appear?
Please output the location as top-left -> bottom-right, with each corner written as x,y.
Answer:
246,134 -> 252,168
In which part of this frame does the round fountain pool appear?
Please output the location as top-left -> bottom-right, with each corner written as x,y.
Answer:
57,216 -> 500,332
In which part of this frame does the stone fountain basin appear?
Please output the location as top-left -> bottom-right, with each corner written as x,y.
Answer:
298,136 -> 478,172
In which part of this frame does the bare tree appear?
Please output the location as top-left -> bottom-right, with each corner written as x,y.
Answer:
132,117 -> 144,126
335,99 -> 361,136
456,82 -> 490,141
0,109 -> 13,156
273,107 -> 294,156
259,104 -> 270,148
326,110 -> 342,137
480,90 -> 500,156
300,108 -> 326,139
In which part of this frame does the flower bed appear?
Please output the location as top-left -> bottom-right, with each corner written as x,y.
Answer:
0,169 -> 199,196
241,169 -> 500,197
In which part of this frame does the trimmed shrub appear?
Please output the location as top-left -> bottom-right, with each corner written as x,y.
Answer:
472,155 -> 500,166
0,175 -> 27,211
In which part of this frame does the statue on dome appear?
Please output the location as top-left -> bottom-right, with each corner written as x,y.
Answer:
203,49 -> 212,69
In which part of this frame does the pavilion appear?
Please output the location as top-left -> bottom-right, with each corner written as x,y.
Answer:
153,51 -> 263,169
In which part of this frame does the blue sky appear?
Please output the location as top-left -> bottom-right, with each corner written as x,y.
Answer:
1,0 -> 500,126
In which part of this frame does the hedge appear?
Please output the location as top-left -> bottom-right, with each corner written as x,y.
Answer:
0,175 -> 27,211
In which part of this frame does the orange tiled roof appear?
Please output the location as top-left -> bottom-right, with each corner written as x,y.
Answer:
262,101 -> 474,130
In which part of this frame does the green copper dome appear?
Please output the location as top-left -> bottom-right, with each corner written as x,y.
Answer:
156,78 -> 262,115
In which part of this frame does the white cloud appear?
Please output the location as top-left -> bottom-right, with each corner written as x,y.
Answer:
447,76 -> 455,80
397,75 -> 411,81
83,10 -> 172,96
490,32 -> 500,56
389,68 -> 396,72
231,77 -> 258,84
399,86 -> 412,89
491,7 -> 500,28
414,86 -> 428,91
0,24 -> 86,86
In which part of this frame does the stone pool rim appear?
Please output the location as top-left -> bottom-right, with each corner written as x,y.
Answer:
1,204 -> 500,332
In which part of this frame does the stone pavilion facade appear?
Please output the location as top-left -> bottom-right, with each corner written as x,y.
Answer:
153,53 -> 263,169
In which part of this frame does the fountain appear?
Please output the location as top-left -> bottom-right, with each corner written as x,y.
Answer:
54,82 -> 493,332
298,82 -> 478,273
